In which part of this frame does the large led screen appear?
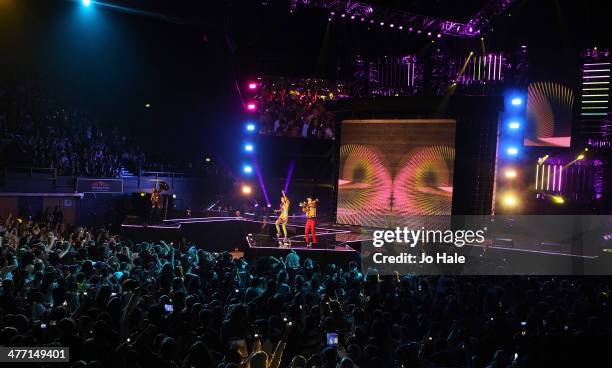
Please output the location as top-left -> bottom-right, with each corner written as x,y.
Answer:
524,81 -> 574,147
337,119 -> 456,228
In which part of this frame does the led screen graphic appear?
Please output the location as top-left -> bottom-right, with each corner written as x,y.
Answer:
337,120 -> 456,228
524,81 -> 575,147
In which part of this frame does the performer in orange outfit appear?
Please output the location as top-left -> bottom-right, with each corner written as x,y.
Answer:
301,197 -> 318,247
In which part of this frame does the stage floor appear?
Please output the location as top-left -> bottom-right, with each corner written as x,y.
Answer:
120,215 -> 611,273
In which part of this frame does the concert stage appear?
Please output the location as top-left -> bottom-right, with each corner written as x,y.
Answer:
121,215 -> 362,266
121,214 -> 612,274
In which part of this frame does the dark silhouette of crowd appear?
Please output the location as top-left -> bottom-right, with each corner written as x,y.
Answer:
255,79 -> 343,140
1,213 -> 611,368
0,81 -> 147,178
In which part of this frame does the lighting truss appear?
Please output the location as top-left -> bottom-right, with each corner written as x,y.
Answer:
289,0 -> 516,38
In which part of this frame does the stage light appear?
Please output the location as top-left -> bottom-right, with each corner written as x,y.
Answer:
437,33 -> 442,38
140,192 -> 145,197
204,157 -> 211,162
241,185 -> 252,195
577,154 -> 585,160
408,27 -> 413,31
254,203 -> 258,207
244,144 -> 254,152
552,196 -> 565,204
398,25 -> 403,30
390,24 -> 394,28
247,103 -> 256,111
507,147 -> 518,156
172,194 -> 177,199
350,15 -> 355,20
502,194 -> 518,208
341,13 -> 345,18
538,155 -> 549,165
145,103 -> 151,108
82,0 -> 91,6
248,82 -> 257,90
509,121 -> 520,129
267,204 -> 272,208
511,97 -> 522,106
427,32 -> 432,36
505,169 -> 517,179
380,21 -> 384,26
246,123 -> 256,132
243,165 -> 253,174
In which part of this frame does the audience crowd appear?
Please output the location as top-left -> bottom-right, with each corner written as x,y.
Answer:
254,79 -> 344,140
1,213 -> 610,368
0,82 -> 146,178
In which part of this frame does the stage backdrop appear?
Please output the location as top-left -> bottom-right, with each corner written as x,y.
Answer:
524,81 -> 575,147
336,119 -> 456,228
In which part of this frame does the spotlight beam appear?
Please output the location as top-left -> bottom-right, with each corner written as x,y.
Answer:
283,160 -> 296,194
69,0 -> 213,27
253,160 -> 270,206
455,51 -> 474,81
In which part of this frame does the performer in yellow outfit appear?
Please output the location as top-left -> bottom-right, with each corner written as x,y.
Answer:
275,190 -> 290,241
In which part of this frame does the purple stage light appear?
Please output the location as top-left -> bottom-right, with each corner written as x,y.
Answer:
408,27 -> 413,31
427,31 -> 432,36
248,82 -> 257,90
398,25 -> 403,30
283,160 -> 296,193
380,21 -> 384,26
437,33 -> 441,38
350,15 -> 355,20
247,102 -> 256,111
253,160 -> 270,206
390,24 -> 394,28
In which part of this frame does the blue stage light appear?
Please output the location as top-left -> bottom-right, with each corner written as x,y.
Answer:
243,165 -> 253,174
509,121 -> 520,129
246,123 -> 256,132
244,144 -> 254,152
82,0 -> 92,7
507,147 -> 518,156
511,97 -> 522,106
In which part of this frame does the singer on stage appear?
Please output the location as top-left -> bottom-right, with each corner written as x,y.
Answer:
275,190 -> 290,244
301,197 -> 318,247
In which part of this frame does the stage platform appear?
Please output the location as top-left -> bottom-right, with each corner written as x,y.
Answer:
121,215 -> 362,266
120,215 -> 612,274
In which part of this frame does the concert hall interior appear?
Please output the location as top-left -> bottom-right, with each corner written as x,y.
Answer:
1,1 -> 612,367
